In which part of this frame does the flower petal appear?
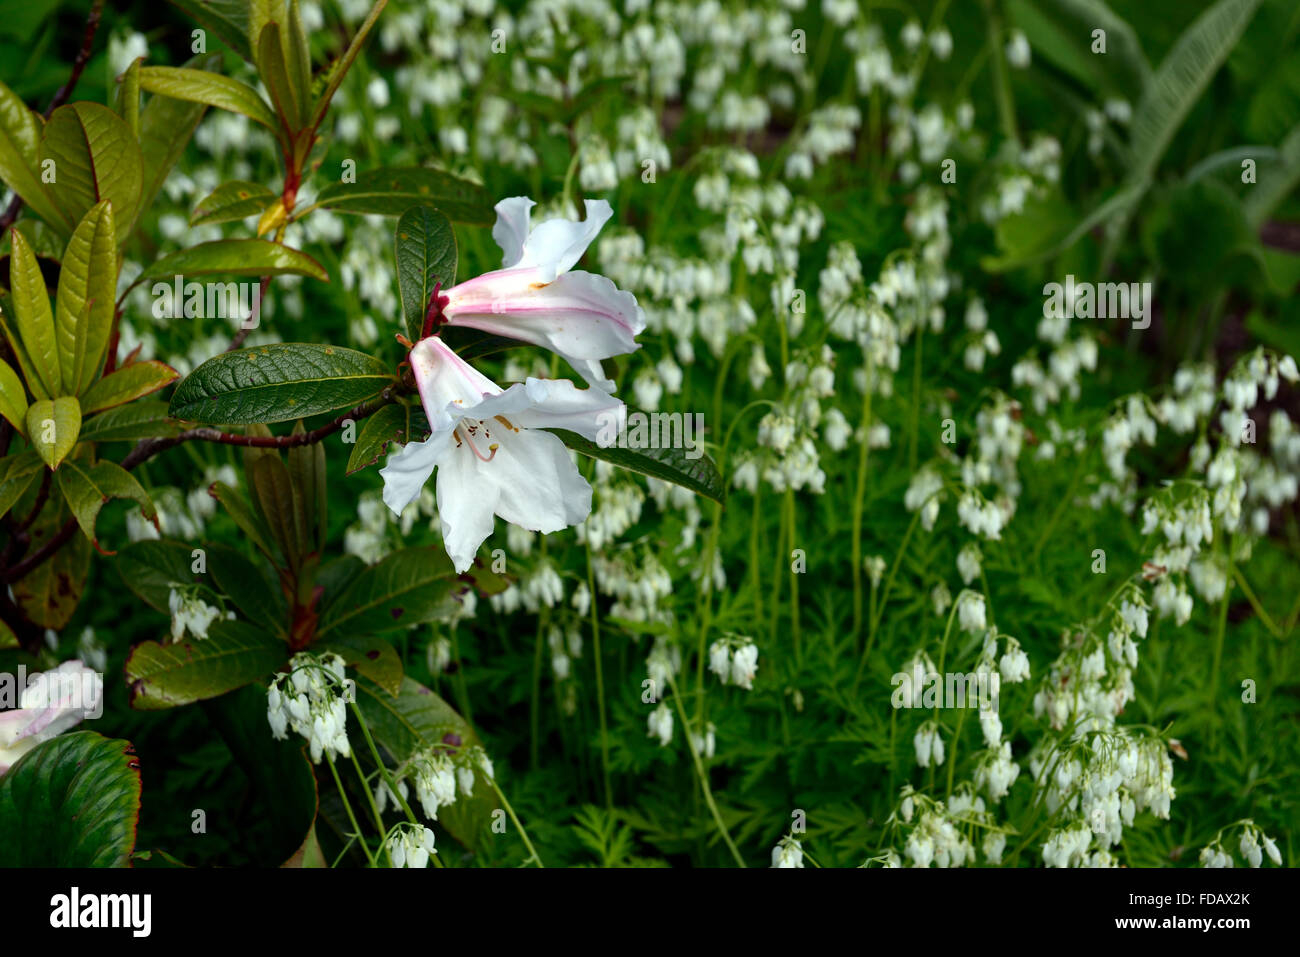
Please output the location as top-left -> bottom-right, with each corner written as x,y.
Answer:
492,196 -> 536,269
435,442 -> 500,572
513,200 -> 613,281
444,269 -> 644,374
509,378 -> 626,442
489,428 -> 593,532
380,430 -> 452,515
410,337 -> 501,426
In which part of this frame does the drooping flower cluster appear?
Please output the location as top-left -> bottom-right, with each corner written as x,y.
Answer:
266,653 -> 351,764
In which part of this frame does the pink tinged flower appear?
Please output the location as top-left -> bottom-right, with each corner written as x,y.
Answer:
380,337 -> 626,573
440,197 -> 646,391
0,661 -> 103,775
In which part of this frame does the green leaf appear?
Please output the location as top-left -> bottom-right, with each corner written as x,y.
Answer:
287,422 -> 327,552
204,541 -> 286,634
115,57 -> 142,138
1246,121 -> 1300,228
0,732 -> 141,867
26,396 -> 80,470
169,343 -> 390,424
1007,0 -> 1150,101
395,205 -> 457,343
442,327 -> 521,361
0,450 -> 42,519
318,633 -> 403,696
982,181 -> 1146,272
317,546 -> 466,637
13,498 -> 90,628
79,360 -> 180,414
38,103 -> 143,244
80,400 -> 182,442
354,675 -> 493,850
346,401 -> 414,473
210,481 -> 278,561
1130,0 -> 1264,181
550,415 -> 726,503
6,226 -> 60,398
0,79 -> 69,232
202,684 -> 319,866
315,165 -> 493,224
55,200 -> 117,395
310,0 -> 387,131
0,357 -> 29,435
258,22 -> 306,133
190,179 -> 276,226
247,453 -> 302,570
138,66 -> 278,132
56,459 -> 157,553
134,238 -> 328,289
126,620 -> 288,710
116,539 -> 203,613
140,53 -> 223,214
167,0 -> 254,61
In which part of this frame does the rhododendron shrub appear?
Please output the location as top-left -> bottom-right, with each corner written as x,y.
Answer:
0,0 -> 1295,872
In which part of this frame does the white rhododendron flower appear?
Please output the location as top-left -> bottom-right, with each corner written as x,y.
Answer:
438,197 -> 647,391
0,661 -> 103,774
380,337 -> 626,572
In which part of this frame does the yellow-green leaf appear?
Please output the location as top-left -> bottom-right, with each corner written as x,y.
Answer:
55,201 -> 117,396
6,228 -> 59,397
26,396 -> 81,470
258,22 -> 303,133
0,359 -> 28,435
0,450 -> 42,519
56,459 -> 157,554
80,360 -> 179,415
0,80 -> 70,232
138,66 -> 278,134
38,103 -> 142,245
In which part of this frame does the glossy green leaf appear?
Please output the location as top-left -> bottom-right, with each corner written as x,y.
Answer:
138,65 -> 278,132
38,103 -> 142,244
55,201 -> 117,395
1007,0 -> 1149,101
395,205 -> 456,343
169,343 -> 390,424
115,57 -> 142,138
0,79 -> 69,231
318,633 -> 403,696
0,732 -> 142,867
126,620 -> 288,710
56,460 -> 157,553
205,541 -> 286,634
134,238 -> 328,289
0,358 -> 28,435
317,546 -> 466,637
190,179 -> 276,226
0,450 -> 42,519
258,22 -> 305,133
210,480 -> 278,561
80,400 -> 182,443
550,416 -> 725,503
26,396 -> 80,470
79,360 -> 180,415
116,539 -> 204,613
167,0 -> 254,61
346,401 -> 414,474
315,165 -> 493,223
247,453 -> 302,570
6,227 -> 60,398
